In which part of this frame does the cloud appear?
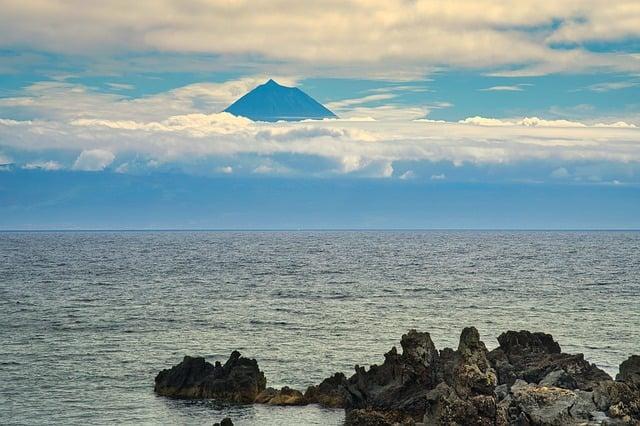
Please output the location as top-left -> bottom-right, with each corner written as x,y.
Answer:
550,167 -> 570,179
479,84 -> 531,92
72,149 -> 115,171
326,94 -> 397,110
0,152 -> 12,165
217,165 -> 233,174
1,1 -> 640,77
22,160 -> 63,170
585,81 -> 639,92
1,79 -> 640,180
431,174 -> 446,181
399,170 -> 415,180
106,83 -> 134,90
460,116 -> 593,128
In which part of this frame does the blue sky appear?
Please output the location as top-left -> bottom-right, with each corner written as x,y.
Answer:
1,1 -> 639,229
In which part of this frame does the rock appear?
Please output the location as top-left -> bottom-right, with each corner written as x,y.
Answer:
617,355 -> 640,386
213,418 -> 233,426
593,380 -> 640,422
488,330 -> 611,390
303,372 -> 350,408
345,408 -> 416,426
539,369 -> 578,389
341,329 -> 440,418
154,351 -> 266,403
424,327 -> 497,425
255,386 -> 306,405
154,329 -> 640,425
506,379 -> 599,425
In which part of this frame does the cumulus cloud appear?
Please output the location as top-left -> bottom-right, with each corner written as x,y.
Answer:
458,116 -> 637,128
72,149 -> 115,171
1,1 -> 640,77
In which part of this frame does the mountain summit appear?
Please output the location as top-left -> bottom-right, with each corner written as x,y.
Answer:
224,79 -> 337,122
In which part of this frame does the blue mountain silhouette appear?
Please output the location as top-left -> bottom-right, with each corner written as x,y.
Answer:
224,79 -> 337,122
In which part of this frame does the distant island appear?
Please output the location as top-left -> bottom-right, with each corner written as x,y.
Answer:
224,79 -> 337,122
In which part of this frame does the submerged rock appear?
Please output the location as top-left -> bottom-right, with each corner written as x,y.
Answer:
154,351 -> 266,403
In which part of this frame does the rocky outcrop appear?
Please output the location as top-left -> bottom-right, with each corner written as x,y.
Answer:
304,372 -> 350,408
155,329 -> 640,425
618,355 -> 640,386
423,327 -> 498,425
154,351 -> 266,403
488,330 -> 612,391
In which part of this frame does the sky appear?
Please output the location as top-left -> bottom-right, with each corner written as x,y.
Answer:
1,0 -> 640,229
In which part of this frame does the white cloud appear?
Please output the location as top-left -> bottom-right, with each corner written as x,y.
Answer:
380,162 -> 394,178
479,85 -> 526,92
430,173 -> 446,181
106,83 -> 134,90
399,170 -> 415,180
22,160 -> 63,171
0,152 -> 12,165
326,94 -> 397,110
72,149 -> 115,171
586,81 -> 639,92
217,165 -> 233,174
115,162 -> 129,173
550,167 -> 570,179
1,80 -> 640,178
1,1 -> 640,77
459,116 -> 591,128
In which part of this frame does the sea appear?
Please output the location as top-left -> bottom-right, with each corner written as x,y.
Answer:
1,231 -> 639,425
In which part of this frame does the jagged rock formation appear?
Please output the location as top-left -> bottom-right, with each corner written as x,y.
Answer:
154,351 -> 266,403
154,330 -> 640,425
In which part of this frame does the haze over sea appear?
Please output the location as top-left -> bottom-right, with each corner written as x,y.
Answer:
1,230 -> 639,425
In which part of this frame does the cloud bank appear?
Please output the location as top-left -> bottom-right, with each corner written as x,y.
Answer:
0,79 -> 639,183
1,1 -> 640,77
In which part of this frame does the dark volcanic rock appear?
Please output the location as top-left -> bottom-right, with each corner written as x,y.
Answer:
344,408 -> 415,426
344,329 -> 439,417
304,372 -> 351,408
154,351 -> 266,403
155,329 -> 640,425
488,330 -> 611,390
618,355 -> 640,386
213,418 -> 233,426
423,327 -> 498,426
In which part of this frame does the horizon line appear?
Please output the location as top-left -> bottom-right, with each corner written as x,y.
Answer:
1,228 -> 639,233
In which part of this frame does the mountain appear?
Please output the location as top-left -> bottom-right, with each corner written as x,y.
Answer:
224,79 -> 337,122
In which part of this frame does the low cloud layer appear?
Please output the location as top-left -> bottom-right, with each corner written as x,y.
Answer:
0,79 -> 639,183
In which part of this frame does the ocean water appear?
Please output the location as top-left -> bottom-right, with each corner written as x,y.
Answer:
1,231 -> 639,425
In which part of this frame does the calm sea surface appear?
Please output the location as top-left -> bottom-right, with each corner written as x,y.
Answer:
1,231 -> 639,425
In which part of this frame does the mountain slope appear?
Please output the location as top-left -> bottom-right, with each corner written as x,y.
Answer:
224,79 -> 337,122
